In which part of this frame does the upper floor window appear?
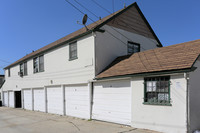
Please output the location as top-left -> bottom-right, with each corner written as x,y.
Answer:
69,42 -> 77,60
33,55 -> 44,73
127,41 -> 140,55
8,68 -> 10,77
20,62 -> 27,76
144,76 -> 171,106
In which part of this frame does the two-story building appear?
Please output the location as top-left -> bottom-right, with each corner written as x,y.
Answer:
2,2 -> 200,133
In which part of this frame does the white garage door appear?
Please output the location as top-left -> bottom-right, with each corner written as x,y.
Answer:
33,88 -> 45,112
65,85 -> 90,119
23,89 -> 32,110
92,80 -> 131,125
3,92 -> 8,106
8,91 -> 14,107
47,86 -> 63,115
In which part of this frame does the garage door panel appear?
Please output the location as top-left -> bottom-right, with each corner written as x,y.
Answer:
33,89 -> 45,112
65,85 -> 90,119
93,111 -> 131,119
66,96 -> 89,101
66,100 -> 89,105
67,104 -> 89,110
47,86 -> 63,115
94,88 -> 130,94
93,104 -> 131,112
3,92 -> 8,106
8,92 -> 14,107
23,89 -> 32,110
92,80 -> 131,125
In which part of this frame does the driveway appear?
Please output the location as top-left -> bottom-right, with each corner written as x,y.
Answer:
0,107 -> 160,133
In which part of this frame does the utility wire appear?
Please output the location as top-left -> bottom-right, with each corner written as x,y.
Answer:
64,0 -> 95,23
73,0 -> 99,19
0,59 -> 10,64
91,0 -> 112,14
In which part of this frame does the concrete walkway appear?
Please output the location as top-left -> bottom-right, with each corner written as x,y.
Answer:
0,107 -> 160,133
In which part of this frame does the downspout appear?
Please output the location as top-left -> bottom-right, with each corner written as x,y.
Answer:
88,81 -> 93,120
184,72 -> 190,133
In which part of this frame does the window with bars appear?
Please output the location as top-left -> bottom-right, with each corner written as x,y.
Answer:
69,42 -> 77,60
33,55 -> 44,73
144,76 -> 171,105
20,62 -> 27,76
127,41 -> 140,55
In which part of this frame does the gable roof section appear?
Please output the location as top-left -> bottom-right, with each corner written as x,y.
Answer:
96,39 -> 200,79
5,2 -> 162,69
107,3 -> 162,46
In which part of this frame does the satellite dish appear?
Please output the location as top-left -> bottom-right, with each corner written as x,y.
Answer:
82,14 -> 88,25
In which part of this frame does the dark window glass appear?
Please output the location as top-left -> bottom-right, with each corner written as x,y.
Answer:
8,68 -> 10,77
39,55 -> 44,72
24,62 -> 27,76
69,42 -> 77,60
33,57 -> 39,73
33,55 -> 44,73
127,41 -> 140,54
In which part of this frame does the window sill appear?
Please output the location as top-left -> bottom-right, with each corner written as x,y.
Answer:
33,70 -> 44,74
69,57 -> 78,61
143,102 -> 172,106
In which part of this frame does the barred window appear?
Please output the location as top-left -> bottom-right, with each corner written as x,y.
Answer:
144,76 -> 171,105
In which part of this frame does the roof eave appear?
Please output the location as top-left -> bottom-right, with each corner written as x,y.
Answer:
95,67 -> 196,80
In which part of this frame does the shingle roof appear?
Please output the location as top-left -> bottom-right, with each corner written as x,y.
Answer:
96,39 -> 200,79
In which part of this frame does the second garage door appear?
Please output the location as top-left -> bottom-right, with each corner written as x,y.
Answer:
47,86 -> 63,115
92,80 -> 131,125
65,85 -> 90,119
33,88 -> 45,112
23,89 -> 32,110
8,91 -> 14,107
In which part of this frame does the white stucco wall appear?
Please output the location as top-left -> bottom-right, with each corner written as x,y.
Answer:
189,57 -> 200,133
2,34 -> 95,91
131,74 -> 187,133
95,25 -> 159,75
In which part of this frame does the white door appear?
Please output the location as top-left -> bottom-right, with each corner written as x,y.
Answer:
23,89 -> 32,110
47,86 -> 63,115
3,92 -> 8,106
8,91 -> 14,107
33,88 -> 45,112
65,85 -> 90,119
92,80 -> 131,125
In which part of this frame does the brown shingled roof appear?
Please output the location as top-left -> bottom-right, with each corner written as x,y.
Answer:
96,39 -> 200,79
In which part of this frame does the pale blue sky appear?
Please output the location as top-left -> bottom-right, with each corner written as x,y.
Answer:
0,0 -> 200,74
